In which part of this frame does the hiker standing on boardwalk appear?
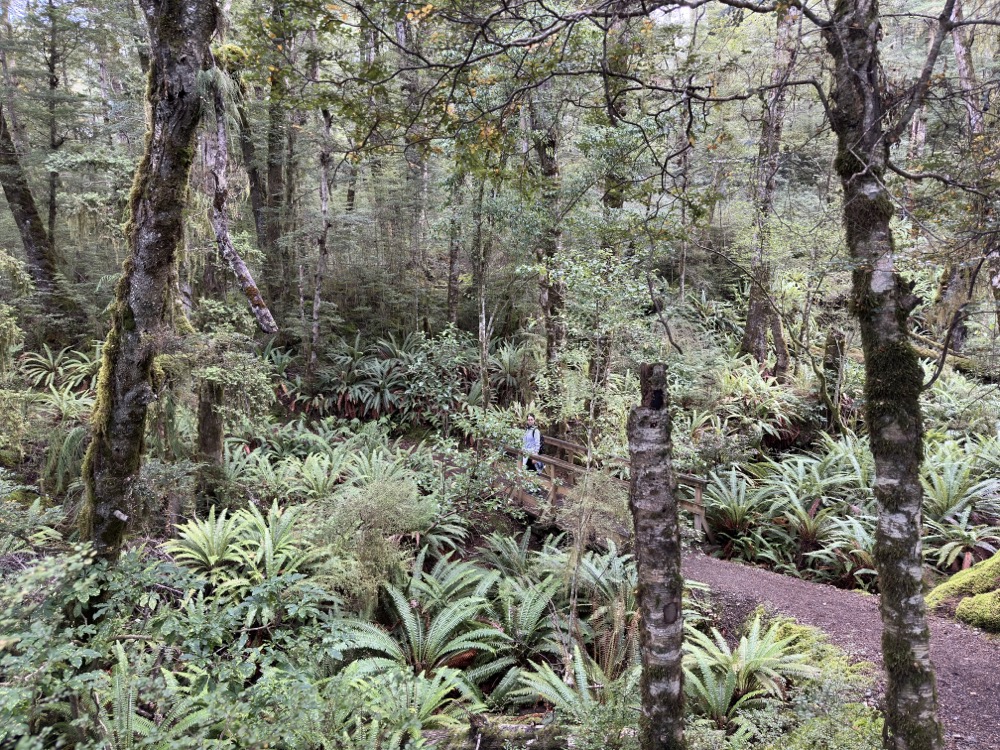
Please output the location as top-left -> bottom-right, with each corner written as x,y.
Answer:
522,414 -> 543,474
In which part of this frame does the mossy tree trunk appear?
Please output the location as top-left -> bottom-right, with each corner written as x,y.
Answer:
81,0 -> 217,560
821,328 -> 846,429
627,363 -> 685,750
226,60 -> 267,253
823,0 -> 950,747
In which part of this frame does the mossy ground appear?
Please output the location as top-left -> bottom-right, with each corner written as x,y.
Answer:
926,553 -> 1000,631
926,553 -> 1000,607
954,590 -> 1000,632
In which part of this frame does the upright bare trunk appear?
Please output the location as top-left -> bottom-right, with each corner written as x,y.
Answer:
931,0 -> 982,348
950,0 -> 983,138
600,5 -> 631,217
209,72 -> 277,335
471,179 -> 492,409
263,0 -> 288,311
446,168 -> 464,326
739,10 -> 798,377
195,378 -> 224,512
0,99 -> 80,325
81,0 -> 217,559
227,66 -> 267,250
45,0 -> 60,246
529,89 -> 566,364
0,101 -> 56,294
823,0 -> 947,746
821,328 -> 846,429
628,363 -> 684,750
310,109 -> 333,371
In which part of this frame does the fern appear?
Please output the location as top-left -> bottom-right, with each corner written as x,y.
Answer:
164,506 -> 244,577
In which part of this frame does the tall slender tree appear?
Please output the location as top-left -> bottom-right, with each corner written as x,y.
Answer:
628,362 -> 685,750
823,0 -> 956,746
739,9 -> 799,380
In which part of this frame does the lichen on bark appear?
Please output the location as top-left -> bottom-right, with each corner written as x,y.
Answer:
822,0 -> 948,746
628,363 -> 685,750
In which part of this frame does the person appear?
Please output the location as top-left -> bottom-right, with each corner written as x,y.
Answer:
522,414 -> 543,474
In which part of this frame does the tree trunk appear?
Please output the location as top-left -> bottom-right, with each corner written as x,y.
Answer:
81,0 -> 217,560
263,1 -> 287,311
930,0 -> 981,348
823,0 -> 946,746
739,10 -> 799,374
45,0 -> 60,247
600,7 -> 631,222
310,109 -> 333,372
229,69 -> 267,251
628,363 -> 684,750
950,0 -> 983,138
530,89 -> 566,364
471,179 -> 492,409
446,169 -> 464,326
195,377 -> 224,512
0,98 -> 80,326
208,70 -> 277,335
741,262 -> 772,364
821,328 -> 845,429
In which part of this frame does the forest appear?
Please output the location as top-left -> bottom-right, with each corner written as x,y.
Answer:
1,0 -> 999,748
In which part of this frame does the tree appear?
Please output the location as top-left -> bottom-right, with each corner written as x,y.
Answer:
529,83 -> 567,365
80,0 -> 217,559
628,362 -> 684,750
0,100 -> 62,301
738,9 -> 799,379
822,0 -> 955,746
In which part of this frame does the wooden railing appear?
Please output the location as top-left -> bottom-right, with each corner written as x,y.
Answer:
501,435 -> 712,542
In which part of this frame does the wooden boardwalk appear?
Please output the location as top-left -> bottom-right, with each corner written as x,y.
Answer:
501,435 -> 712,541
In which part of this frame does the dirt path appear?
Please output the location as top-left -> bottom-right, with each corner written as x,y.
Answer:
682,553 -> 1000,750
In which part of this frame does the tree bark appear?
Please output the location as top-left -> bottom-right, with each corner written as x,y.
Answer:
195,377 -> 224,512
263,0 -> 287,311
228,67 -> 267,251
930,0 -> 981,348
628,363 -> 684,750
208,70 -> 277,335
0,98 -> 81,326
600,5 -> 632,218
0,101 -> 58,295
821,328 -> 845,430
310,108 -> 334,372
741,262 -> 773,364
739,10 -> 798,375
446,169 -> 464,326
45,0 -> 60,247
823,0 -> 947,746
81,0 -> 217,560
529,88 -> 566,364
950,0 -> 983,138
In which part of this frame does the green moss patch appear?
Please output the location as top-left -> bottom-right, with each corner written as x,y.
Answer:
955,590 -> 1000,632
926,553 -> 1000,610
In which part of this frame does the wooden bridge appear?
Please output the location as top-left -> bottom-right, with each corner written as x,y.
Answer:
502,435 -> 712,542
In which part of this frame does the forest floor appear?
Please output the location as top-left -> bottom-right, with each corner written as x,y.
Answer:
683,552 -> 1000,750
